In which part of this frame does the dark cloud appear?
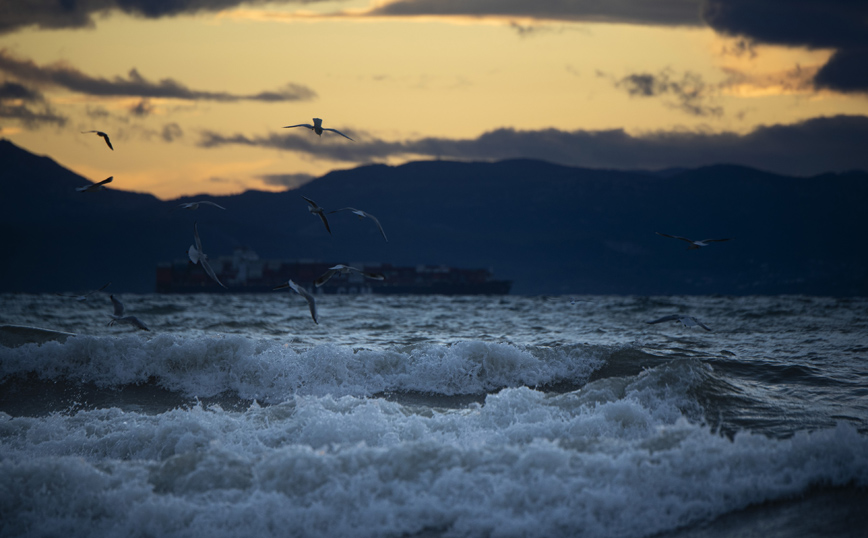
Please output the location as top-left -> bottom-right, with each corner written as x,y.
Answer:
702,0 -> 868,93
0,50 -> 316,102
130,98 -> 154,117
604,69 -> 724,117
0,80 -> 67,127
0,0 -> 335,34
366,0 -> 703,26
162,123 -> 183,142
198,115 -> 868,176
259,172 -> 316,189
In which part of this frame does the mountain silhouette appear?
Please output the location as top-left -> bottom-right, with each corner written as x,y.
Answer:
1,139 -> 865,295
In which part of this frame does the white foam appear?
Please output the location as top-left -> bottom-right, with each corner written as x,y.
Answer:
0,335 -> 609,400
1,390 -> 867,537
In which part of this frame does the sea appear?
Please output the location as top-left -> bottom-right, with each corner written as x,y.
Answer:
1,293 -> 867,538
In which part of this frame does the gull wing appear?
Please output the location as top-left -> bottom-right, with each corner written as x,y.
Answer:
688,317 -> 712,331
699,238 -> 733,244
302,196 -> 321,210
646,314 -> 681,325
193,222 -> 204,254
322,128 -> 354,141
365,212 -> 388,242
283,124 -> 314,130
110,295 -> 125,318
317,213 -> 332,234
200,201 -> 226,210
124,316 -> 149,331
96,176 -> 113,187
100,133 -> 114,150
315,268 -> 339,287
655,232 -> 694,243
362,271 -> 385,281
330,208 -> 388,242
290,280 -> 318,324
201,258 -> 228,289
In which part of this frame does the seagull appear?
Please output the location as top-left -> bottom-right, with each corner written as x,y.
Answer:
314,264 -> 386,287
655,232 -> 733,250
302,196 -> 331,235
108,295 -> 149,331
76,176 -> 113,192
55,282 -> 111,301
273,279 -> 318,324
81,130 -> 113,150
175,201 -> 226,211
329,207 -> 388,242
646,314 -> 711,331
188,222 -> 228,289
283,118 -> 354,141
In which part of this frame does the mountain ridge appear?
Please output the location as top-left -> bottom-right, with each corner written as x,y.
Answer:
1,139 -> 865,295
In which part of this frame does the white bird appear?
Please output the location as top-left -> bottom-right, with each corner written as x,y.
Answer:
56,282 -> 111,301
175,201 -> 226,211
302,196 -> 331,235
76,176 -> 113,192
283,118 -> 354,141
646,314 -> 711,331
656,232 -> 733,250
315,264 -> 385,287
81,130 -> 114,150
188,222 -> 228,289
329,207 -> 388,242
108,295 -> 149,331
273,279 -> 318,324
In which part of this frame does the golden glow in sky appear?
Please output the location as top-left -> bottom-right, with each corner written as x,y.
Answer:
1,0 -> 866,199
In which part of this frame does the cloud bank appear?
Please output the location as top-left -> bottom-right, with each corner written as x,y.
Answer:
702,0 -> 868,93
0,51 -> 316,102
0,80 -> 66,128
364,0 -> 703,26
0,0 -> 341,34
198,115 -> 868,176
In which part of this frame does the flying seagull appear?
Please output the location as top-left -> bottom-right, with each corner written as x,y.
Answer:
646,315 -> 711,331
283,118 -> 354,141
314,264 -> 386,287
655,232 -> 733,249
108,295 -> 149,331
273,279 -> 318,324
175,201 -> 226,211
56,282 -> 111,301
329,207 -> 388,242
188,222 -> 228,289
302,196 -> 331,235
76,176 -> 113,192
82,130 -> 114,150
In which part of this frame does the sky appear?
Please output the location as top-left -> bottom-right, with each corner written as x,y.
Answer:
1,0 -> 867,199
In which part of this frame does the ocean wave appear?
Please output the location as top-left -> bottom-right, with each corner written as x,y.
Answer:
1,389 -> 866,538
0,335 -> 615,402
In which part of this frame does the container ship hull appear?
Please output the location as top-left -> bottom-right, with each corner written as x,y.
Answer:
156,251 -> 512,295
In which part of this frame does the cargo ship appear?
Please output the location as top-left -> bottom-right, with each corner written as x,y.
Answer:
156,249 -> 512,295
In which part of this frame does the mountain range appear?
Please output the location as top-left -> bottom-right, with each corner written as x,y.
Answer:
1,139 -> 866,295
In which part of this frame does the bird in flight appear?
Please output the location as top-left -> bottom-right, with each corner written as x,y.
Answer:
108,295 -> 149,331
655,232 -> 733,250
646,314 -> 711,331
314,264 -> 385,287
283,118 -> 353,141
329,207 -> 388,243
82,130 -> 114,150
273,279 -> 319,324
175,201 -> 226,211
302,196 -> 332,235
56,282 -> 111,301
188,222 -> 228,289
76,176 -> 113,192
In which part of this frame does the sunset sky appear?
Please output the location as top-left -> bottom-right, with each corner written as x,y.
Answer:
1,0 -> 866,199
